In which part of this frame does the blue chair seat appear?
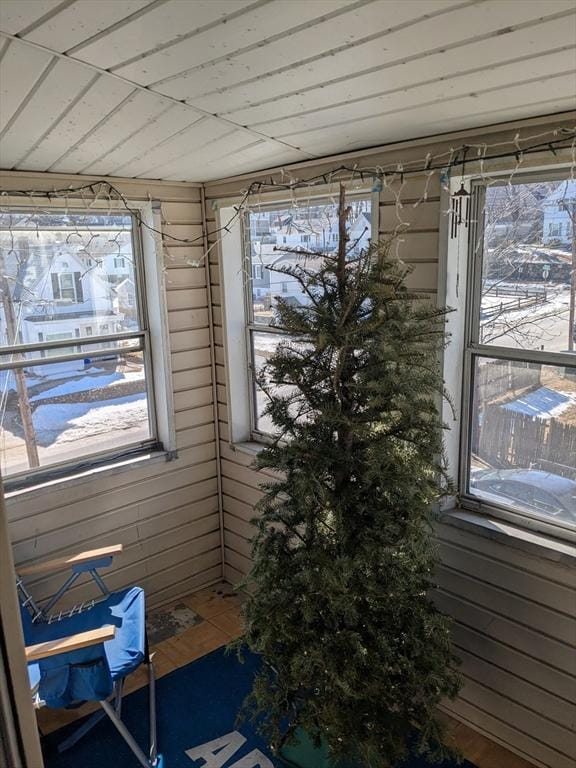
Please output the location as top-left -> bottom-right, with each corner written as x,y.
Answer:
25,586 -> 145,694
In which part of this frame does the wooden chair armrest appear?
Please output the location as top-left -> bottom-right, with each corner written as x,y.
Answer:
18,544 -> 123,576
25,626 -> 116,663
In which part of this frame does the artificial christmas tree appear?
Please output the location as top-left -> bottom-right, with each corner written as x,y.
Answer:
239,186 -> 461,767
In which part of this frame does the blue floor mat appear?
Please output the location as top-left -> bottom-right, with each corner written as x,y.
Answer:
43,647 -> 474,768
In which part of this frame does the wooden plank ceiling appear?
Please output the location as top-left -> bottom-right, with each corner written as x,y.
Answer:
0,0 -> 574,182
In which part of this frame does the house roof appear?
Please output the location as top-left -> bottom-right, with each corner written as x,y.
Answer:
271,253 -> 326,271
114,278 -> 135,292
0,219 -> 124,302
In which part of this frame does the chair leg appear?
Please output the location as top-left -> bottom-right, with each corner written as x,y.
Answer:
56,709 -> 106,753
55,649 -> 160,765
148,654 -> 157,766
115,678 -> 123,717
100,700 -> 152,768
57,680 -> 122,754
99,664 -> 161,768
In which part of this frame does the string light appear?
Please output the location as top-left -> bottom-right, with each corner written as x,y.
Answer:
0,128 -> 573,270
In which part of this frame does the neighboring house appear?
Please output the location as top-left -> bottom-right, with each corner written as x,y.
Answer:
250,243 -> 320,311
348,211 -> 372,254
249,207 -> 371,315
484,183 -> 547,246
248,211 -> 276,244
104,253 -> 132,285
272,211 -> 370,254
267,253 -> 325,309
272,216 -> 340,252
113,278 -> 138,324
250,244 -> 281,309
251,228 -> 369,313
542,180 -> 576,243
0,226 -> 129,376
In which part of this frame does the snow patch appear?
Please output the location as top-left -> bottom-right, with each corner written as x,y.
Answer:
33,393 -> 148,445
30,373 -> 124,401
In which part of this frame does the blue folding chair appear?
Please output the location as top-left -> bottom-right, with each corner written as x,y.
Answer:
16,545 -> 163,768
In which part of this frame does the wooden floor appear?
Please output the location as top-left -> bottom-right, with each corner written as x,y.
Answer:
38,583 -> 537,768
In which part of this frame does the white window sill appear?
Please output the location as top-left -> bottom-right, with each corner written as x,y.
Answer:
439,508 -> 576,567
5,450 -> 174,503
231,440 -> 268,458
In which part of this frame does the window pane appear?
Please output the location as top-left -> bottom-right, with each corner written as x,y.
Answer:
252,331 -> 283,434
479,179 -> 575,353
0,210 -> 140,351
252,330 -> 312,436
0,349 -> 151,478
247,199 -> 371,326
468,357 -> 576,527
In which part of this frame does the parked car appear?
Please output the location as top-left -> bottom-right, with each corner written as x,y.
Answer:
470,468 -> 576,525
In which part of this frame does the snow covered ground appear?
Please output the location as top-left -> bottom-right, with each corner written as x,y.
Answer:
33,392 -> 149,445
481,286 -> 573,352
29,373 -> 124,401
0,361 -> 149,477
29,367 -> 144,401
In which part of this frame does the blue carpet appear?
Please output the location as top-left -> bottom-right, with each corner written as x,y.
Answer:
43,647 -> 474,768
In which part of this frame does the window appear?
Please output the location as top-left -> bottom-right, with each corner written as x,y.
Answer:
548,222 -> 563,237
252,263 -> 263,281
44,332 -> 75,357
114,257 -> 126,269
461,175 -> 576,534
52,272 -> 83,302
244,196 -> 372,436
0,208 -> 162,488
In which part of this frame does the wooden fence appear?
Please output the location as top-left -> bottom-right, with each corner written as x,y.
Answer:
475,405 -> 576,480
477,359 -> 541,403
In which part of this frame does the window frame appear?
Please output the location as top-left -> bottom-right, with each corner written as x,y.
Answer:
0,203 -> 166,491
241,190 -> 374,442
548,221 -> 563,237
53,272 -> 78,302
458,170 -> 576,540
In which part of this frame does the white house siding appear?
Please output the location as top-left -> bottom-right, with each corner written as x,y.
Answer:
203,115 -> 576,768
542,180 -> 576,244
1,172 -> 222,610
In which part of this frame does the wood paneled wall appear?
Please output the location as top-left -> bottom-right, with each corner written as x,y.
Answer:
203,116 -> 576,768
1,172 -> 222,609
